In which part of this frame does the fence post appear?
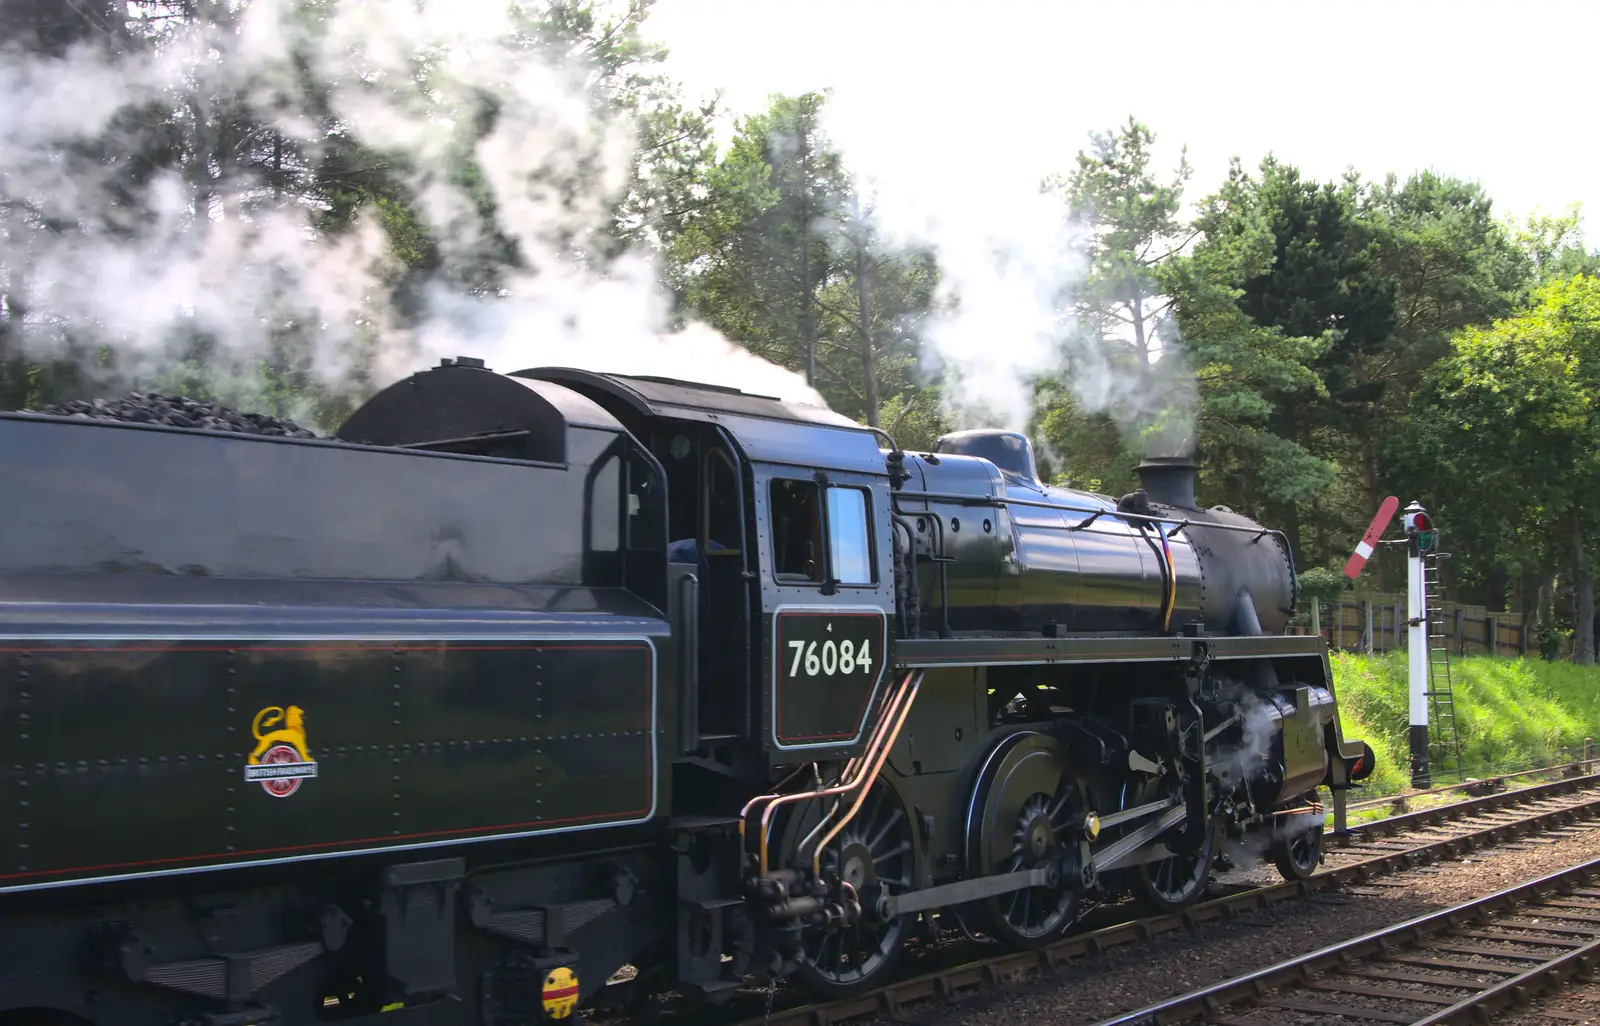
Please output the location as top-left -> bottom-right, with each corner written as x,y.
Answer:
1312,596 -> 1321,640
1488,615 -> 1497,657
1454,608 -> 1464,654
1522,620 -> 1531,656
1588,737 -> 1595,774
1364,600 -> 1374,654
1394,602 -> 1403,650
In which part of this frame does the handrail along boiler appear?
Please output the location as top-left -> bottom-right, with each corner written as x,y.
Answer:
0,358 -> 1374,1024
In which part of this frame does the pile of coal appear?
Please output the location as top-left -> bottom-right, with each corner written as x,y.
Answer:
27,394 -> 320,438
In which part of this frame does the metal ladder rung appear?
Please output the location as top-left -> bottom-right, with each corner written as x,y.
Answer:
1420,551 -> 1463,780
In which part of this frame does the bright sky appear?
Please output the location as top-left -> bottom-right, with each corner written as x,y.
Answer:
644,0 -> 1600,246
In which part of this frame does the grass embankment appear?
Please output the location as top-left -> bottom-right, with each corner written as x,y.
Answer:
1330,652 -> 1600,799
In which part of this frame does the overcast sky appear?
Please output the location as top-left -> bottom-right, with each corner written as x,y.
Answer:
644,0 -> 1598,245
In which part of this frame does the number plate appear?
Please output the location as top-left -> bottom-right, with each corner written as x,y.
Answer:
771,606 -> 888,749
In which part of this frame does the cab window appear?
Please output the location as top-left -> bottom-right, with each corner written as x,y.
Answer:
770,479 -> 823,582
827,487 -> 873,585
768,478 -> 875,586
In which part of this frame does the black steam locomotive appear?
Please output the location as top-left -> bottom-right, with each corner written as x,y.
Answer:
0,358 -> 1373,1024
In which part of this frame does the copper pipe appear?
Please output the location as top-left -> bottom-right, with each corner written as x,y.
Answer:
800,704 -> 915,857
796,754 -> 885,859
757,671 -> 914,874
757,673 -> 912,873
738,761 -> 816,842
810,671 -> 923,876
797,794 -> 845,858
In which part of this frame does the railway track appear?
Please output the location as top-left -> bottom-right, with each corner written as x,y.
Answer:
719,772 -> 1600,1026
1090,853 -> 1600,1025
1344,756 -> 1599,816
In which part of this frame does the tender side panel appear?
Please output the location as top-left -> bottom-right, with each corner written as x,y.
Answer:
770,607 -> 889,749
1,637 -> 656,893
0,416 -> 588,585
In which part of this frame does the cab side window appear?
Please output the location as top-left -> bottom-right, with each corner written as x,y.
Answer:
770,479 -> 823,582
705,449 -> 742,551
827,487 -> 873,585
768,479 -> 876,587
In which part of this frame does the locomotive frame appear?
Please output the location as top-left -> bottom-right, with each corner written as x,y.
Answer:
0,358 -> 1374,1025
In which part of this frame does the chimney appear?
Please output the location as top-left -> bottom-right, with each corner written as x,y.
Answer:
1134,454 -> 1199,510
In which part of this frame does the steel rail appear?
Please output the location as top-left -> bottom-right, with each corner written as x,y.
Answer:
1088,854 -> 1600,1026
1330,769 -> 1600,845
1346,754 -> 1599,813
730,778 -> 1600,1026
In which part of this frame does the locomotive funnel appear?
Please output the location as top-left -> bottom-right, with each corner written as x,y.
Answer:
934,429 -> 1041,485
1134,454 -> 1199,510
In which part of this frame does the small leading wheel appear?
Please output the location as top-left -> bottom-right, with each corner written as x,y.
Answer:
1270,792 -> 1326,882
968,732 -> 1084,949
783,777 -> 916,1000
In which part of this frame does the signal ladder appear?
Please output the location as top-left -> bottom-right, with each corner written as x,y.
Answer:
1423,550 -> 1464,781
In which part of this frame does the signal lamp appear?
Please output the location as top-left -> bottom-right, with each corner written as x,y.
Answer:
1403,507 -> 1436,552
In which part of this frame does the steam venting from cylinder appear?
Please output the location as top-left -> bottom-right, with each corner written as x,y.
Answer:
933,429 -> 1041,486
1134,454 -> 1200,511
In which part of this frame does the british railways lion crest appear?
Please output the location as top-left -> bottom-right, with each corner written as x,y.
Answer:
244,705 -> 319,798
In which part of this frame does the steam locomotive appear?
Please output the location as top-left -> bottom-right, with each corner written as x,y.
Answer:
0,358 -> 1373,1025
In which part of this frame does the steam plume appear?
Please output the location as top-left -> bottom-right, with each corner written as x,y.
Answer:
811,104 -> 1199,457
0,0 -> 825,423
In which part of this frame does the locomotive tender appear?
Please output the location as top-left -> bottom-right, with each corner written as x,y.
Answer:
0,358 -> 1374,1024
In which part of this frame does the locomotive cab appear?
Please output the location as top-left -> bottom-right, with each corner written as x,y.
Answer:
513,369 -> 897,764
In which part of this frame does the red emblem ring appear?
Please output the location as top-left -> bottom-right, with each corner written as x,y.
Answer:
259,743 -> 306,798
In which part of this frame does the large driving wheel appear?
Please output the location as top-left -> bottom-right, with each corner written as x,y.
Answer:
1126,777 -> 1216,915
780,777 -> 916,1000
1270,790 -> 1325,882
967,732 -> 1084,949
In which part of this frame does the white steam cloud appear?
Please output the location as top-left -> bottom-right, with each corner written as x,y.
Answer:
0,0 -> 826,420
1209,690 -> 1280,790
900,190 -> 1090,432
831,145 -> 1199,455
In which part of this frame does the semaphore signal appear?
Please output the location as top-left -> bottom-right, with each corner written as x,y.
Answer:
1344,495 -> 1399,580
1343,496 -> 1440,788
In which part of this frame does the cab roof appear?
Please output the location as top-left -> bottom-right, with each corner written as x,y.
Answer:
514,367 -> 862,429
514,367 -> 886,475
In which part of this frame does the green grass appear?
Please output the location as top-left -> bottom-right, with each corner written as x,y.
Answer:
1329,652 -> 1600,796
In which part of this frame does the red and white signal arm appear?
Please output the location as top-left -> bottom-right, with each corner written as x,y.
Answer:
1344,495 -> 1400,579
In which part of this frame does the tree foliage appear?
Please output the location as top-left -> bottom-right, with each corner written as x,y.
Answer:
3,0 -> 1599,658
1409,276 -> 1600,662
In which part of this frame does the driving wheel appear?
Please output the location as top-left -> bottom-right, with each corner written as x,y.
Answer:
1126,775 -> 1216,915
967,732 -> 1084,949
780,777 -> 916,999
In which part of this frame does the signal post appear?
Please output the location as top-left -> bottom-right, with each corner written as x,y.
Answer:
1344,497 -> 1437,788
1402,501 -> 1437,788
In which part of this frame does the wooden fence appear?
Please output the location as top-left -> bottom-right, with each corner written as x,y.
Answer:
1286,593 -> 1549,658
